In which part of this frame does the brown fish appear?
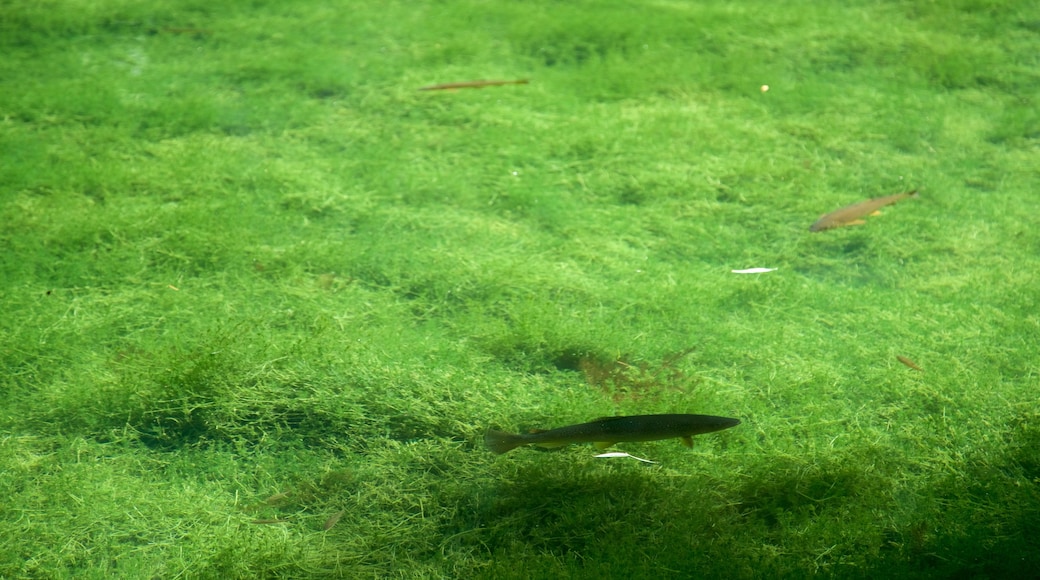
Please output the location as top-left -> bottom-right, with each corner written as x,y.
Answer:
418,79 -> 529,91
896,355 -> 923,372
323,510 -> 345,531
485,413 -> 740,454
810,190 -> 918,232
264,491 -> 292,505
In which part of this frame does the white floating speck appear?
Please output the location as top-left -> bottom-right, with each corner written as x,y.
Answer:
731,267 -> 777,274
594,452 -> 658,464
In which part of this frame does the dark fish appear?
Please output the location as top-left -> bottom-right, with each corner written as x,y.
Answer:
419,79 -> 529,91
896,355 -> 923,372
485,413 -> 740,454
810,190 -> 918,232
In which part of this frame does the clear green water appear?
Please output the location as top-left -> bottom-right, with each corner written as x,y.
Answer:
1,0 -> 1038,577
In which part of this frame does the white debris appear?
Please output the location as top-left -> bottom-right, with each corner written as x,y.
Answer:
594,452 -> 658,464
731,267 -> 777,274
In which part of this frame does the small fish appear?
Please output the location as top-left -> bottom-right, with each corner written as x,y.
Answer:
896,355 -> 923,372
264,491 -> 292,505
485,413 -> 740,454
418,79 -> 529,91
809,190 -> 918,232
250,518 -> 291,525
323,510 -> 345,531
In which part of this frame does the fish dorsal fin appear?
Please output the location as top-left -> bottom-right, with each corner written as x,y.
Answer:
681,436 -> 693,448
589,416 -> 621,423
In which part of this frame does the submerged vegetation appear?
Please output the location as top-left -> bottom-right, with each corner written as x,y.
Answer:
2,0 -> 1039,577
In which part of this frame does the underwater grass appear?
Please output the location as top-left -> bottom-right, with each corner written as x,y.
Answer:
2,0 -> 1039,577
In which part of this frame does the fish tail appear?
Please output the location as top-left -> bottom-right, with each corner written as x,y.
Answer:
485,429 -> 526,454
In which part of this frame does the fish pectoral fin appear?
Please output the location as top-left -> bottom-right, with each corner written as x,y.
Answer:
681,436 -> 693,448
534,442 -> 567,449
869,210 -> 883,216
848,219 -> 867,226
593,441 -> 615,450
